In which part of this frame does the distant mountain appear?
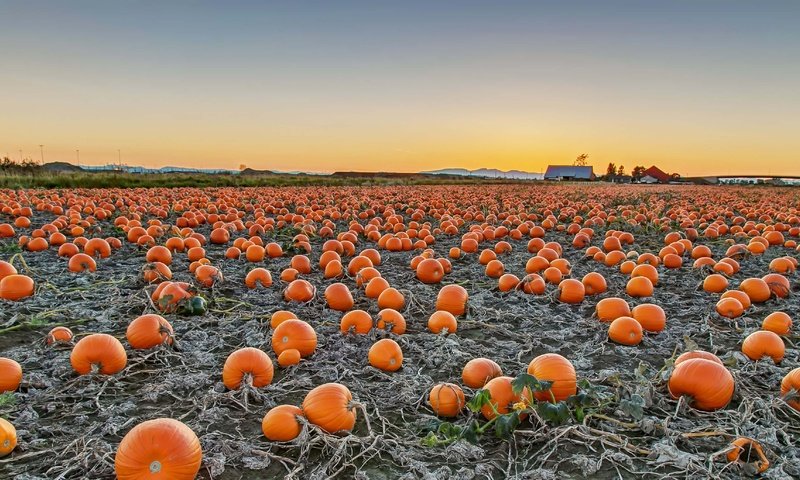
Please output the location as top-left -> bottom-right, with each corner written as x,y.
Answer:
423,168 -> 544,180
43,161 -> 83,172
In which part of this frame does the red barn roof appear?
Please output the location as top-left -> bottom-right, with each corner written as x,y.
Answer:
644,165 -> 671,183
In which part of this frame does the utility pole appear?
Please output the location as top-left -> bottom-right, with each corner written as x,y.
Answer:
39,145 -> 44,165
118,149 -> 121,168
19,150 -> 23,162
76,149 -> 80,166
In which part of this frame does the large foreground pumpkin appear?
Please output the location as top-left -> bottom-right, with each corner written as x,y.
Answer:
668,358 -> 734,411
526,353 -> 577,402
302,383 -> 357,433
115,418 -> 202,480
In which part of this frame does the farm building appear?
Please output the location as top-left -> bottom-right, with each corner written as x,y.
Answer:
543,165 -> 595,181
641,165 -> 671,183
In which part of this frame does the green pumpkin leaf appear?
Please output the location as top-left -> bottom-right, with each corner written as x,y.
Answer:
619,394 -> 646,420
537,401 -> 570,425
467,389 -> 491,412
494,411 -> 521,438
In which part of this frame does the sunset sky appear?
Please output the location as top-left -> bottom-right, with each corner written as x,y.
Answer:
1,1 -> 798,176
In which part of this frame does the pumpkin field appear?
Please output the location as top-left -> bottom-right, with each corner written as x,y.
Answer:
0,183 -> 799,479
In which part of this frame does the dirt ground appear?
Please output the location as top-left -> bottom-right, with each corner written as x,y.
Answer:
1,188 -> 799,479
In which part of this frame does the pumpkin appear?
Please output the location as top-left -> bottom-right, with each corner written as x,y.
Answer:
480,376 -> 533,420
284,279 -> 316,302
0,418 -> 16,458
340,310 -> 373,334
581,272 -> 607,295
290,255 -> 312,274
557,279 -> 585,304
272,319 -> 317,357
115,418 -> 202,480
626,276 -> 654,297
377,287 -> 405,310
526,353 -> 576,402
222,347 -> 274,390
302,383 -> 357,433
428,383 -> 465,418
435,284 -> 468,316
262,405 -> 304,442
780,367 -> 800,410
497,273 -> 520,292
595,297 -> 630,322
270,310 -> 297,329
762,312 -> 792,335
0,358 -> 22,393
462,358 -> 503,389
0,274 -> 35,301
762,273 -> 790,298
720,289 -> 751,310
0,261 -> 17,280
376,308 -> 406,334
428,311 -> 457,334
142,262 -> 172,283
325,283 -> 354,311
194,264 -> 223,287
46,326 -> 74,345
368,338 -> 403,372
739,278 -> 771,303
726,438 -> 769,473
416,258 -> 444,284
631,303 -> 666,332
243,268 -> 271,289
145,245 -> 172,265
608,316 -> 643,346
347,256 -> 373,276
631,264 -> 659,286
668,358 -> 734,410
520,273 -> 546,294
278,349 -> 301,367
715,297 -> 744,319
675,350 -> 722,366
702,274 -> 729,293
84,238 -> 111,258
126,314 -> 173,350
741,330 -> 784,363
324,260 -> 344,279
70,333 -> 127,375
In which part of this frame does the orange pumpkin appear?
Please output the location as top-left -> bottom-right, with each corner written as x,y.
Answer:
780,367 -> 800,411
462,358 -> 503,389
608,316 -> 643,346
428,383 -> 465,418
70,333 -> 127,375
376,308 -> 406,334
595,297 -> 630,322
340,310 -> 373,334
668,358 -> 734,411
284,279 -> 316,302
428,310 -> 457,334
631,303 -> 666,333
302,383 -> 357,433
741,330 -> 785,363
46,326 -> 74,345
377,287 -> 405,310
762,312 -> 792,335
126,314 -> 173,350
222,347 -> 274,390
115,418 -> 202,480
324,283 -> 354,311
277,349 -> 301,367
480,376 -> 532,420
0,274 -> 35,301
262,405 -> 304,442
368,338 -> 403,371
0,417 -> 16,458
272,319 -> 317,357
0,358 -> 22,393
526,353 -> 576,402
435,284 -> 468,316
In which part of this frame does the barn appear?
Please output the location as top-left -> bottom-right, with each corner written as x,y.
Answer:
543,165 -> 595,181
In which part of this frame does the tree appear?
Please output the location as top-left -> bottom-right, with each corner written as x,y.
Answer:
574,154 -> 589,166
631,166 -> 646,181
617,165 -> 625,176
239,164 -> 247,171
605,163 -> 617,177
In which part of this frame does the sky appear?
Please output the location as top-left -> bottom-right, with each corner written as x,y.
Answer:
1,1 -> 798,176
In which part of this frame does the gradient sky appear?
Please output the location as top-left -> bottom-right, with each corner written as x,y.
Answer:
1,1 -> 799,175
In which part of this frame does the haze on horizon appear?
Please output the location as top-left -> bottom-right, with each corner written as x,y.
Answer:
1,1 -> 798,177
